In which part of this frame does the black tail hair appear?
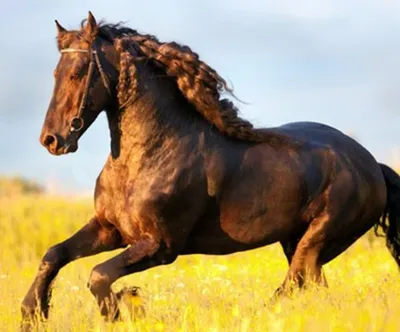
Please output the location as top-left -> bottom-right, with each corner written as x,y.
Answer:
376,163 -> 400,268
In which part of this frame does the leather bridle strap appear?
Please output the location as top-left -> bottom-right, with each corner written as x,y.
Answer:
60,44 -> 112,133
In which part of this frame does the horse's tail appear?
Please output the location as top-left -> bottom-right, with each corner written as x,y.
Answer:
376,163 -> 400,268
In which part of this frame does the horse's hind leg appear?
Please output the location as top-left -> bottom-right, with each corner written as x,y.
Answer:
274,213 -> 330,298
275,228 -> 328,298
21,218 -> 125,329
274,173 -> 382,300
275,210 -> 380,302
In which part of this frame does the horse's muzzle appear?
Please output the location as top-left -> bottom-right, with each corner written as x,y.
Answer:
40,132 -> 78,155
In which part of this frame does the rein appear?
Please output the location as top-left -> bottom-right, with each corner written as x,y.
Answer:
60,44 -> 112,133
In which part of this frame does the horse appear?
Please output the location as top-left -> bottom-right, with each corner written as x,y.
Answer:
21,11 -> 400,329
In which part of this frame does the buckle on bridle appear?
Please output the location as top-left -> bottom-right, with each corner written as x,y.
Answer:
70,117 -> 84,132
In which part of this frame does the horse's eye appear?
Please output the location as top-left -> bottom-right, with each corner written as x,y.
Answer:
69,72 -> 80,80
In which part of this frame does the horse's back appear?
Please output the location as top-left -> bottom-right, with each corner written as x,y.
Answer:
274,121 -> 381,170
274,121 -> 360,149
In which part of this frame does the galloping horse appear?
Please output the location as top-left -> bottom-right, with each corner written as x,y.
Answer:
21,11 -> 400,328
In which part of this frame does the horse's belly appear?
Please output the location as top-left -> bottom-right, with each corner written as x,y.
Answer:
218,177 -> 303,244
220,208 -> 297,244
215,142 -> 304,244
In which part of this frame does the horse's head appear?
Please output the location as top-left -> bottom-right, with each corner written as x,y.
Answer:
40,12 -> 119,155
40,11 -> 288,157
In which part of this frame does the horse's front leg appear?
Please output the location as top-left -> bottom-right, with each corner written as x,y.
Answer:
21,217 -> 125,330
87,237 -> 177,321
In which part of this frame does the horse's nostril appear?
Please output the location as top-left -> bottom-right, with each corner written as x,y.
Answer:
43,134 -> 57,147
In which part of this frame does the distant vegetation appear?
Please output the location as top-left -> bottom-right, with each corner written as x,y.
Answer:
0,176 -> 45,197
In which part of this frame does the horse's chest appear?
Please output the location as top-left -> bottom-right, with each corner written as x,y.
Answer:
95,162 -> 203,243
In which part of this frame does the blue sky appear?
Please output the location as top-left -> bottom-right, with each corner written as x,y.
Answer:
1,1 -> 400,194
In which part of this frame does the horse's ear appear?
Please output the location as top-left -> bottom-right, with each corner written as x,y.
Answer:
84,11 -> 98,39
55,20 -> 67,37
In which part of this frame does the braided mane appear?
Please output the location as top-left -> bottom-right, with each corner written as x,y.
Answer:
95,21 -> 295,146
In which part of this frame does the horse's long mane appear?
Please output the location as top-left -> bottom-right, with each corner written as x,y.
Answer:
94,21 -> 294,146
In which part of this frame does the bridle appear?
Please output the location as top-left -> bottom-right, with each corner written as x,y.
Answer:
60,42 -> 113,133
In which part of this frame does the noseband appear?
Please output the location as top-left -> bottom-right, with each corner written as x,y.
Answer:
60,43 -> 113,133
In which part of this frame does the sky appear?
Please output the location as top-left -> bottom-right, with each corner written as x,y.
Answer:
1,1 -> 400,194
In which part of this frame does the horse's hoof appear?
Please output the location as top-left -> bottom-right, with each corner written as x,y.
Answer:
20,318 -> 39,332
117,287 -> 146,319
268,286 -> 294,306
20,305 -> 43,332
268,294 -> 281,306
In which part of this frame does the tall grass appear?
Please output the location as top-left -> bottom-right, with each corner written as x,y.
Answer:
0,195 -> 399,331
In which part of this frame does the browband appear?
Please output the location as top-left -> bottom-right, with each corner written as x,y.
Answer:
60,49 -> 97,54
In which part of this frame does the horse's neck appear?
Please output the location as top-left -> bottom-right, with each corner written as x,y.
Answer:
107,85 -> 208,165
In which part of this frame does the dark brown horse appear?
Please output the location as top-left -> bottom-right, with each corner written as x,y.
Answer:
21,11 -> 400,329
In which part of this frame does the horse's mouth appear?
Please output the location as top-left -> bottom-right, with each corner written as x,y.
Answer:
63,143 -> 78,154
46,142 -> 78,156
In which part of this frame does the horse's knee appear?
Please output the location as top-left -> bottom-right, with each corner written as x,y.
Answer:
87,265 -> 112,295
42,244 -> 68,269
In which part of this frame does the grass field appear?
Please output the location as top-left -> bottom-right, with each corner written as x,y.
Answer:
0,195 -> 399,332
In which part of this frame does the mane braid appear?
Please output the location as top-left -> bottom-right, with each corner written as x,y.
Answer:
97,23 -> 298,147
